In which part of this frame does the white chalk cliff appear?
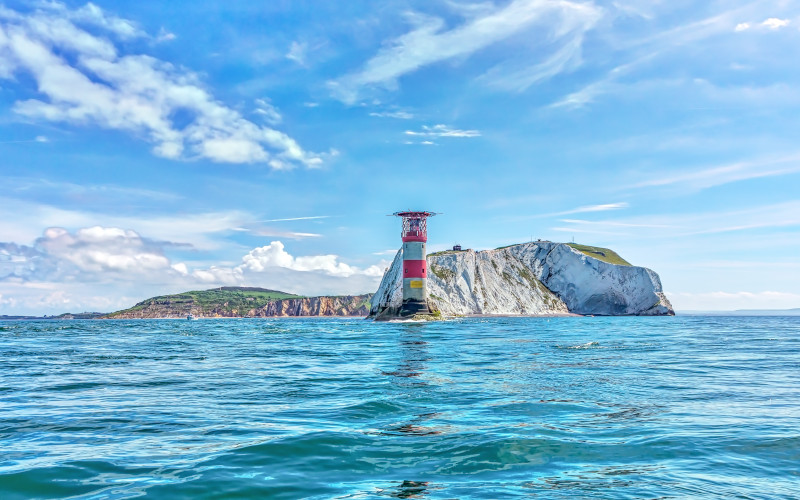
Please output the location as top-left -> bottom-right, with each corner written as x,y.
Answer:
369,242 -> 674,317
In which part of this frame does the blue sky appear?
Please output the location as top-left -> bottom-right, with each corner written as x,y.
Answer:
1,0 -> 799,314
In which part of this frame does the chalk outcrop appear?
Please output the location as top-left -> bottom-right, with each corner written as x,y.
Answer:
369,242 -> 673,318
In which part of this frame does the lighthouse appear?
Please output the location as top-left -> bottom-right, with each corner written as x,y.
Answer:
392,211 -> 436,317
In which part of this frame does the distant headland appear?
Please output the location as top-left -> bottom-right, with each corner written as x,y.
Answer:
103,287 -> 372,319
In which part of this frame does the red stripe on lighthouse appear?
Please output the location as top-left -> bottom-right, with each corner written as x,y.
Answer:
403,260 -> 427,278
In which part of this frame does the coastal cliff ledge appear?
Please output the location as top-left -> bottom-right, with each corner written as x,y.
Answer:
369,241 -> 674,318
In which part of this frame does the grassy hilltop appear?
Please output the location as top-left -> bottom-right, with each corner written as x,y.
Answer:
566,243 -> 632,266
106,287 -> 304,318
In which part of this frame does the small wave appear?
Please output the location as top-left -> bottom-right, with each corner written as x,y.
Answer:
560,341 -> 599,350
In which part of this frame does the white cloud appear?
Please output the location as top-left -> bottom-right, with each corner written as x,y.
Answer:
551,4 -> 765,109
254,98 -> 282,125
405,124 -> 480,138
156,27 -> 176,43
286,40 -> 307,66
565,202 -> 628,214
632,152 -> 800,191
240,241 -> 382,277
761,18 -> 789,30
734,17 -> 791,32
329,0 -> 602,102
1,226 -> 171,281
260,215 -> 333,222
1,228 -> 387,314
478,4 -> 601,92
551,201 -> 800,239
559,218 -> 675,228
541,202 -> 629,217
251,227 -> 322,239
369,110 -> 414,119
38,1 -> 146,40
0,4 -> 324,167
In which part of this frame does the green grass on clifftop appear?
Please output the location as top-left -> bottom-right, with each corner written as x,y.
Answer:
567,243 -> 632,266
106,286 -> 304,318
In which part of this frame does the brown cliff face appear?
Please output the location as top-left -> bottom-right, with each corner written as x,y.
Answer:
251,295 -> 371,317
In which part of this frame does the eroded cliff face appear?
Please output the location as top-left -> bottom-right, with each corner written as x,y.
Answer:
251,295 -> 371,317
369,242 -> 674,317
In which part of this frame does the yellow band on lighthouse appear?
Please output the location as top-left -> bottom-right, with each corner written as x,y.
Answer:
409,280 -> 423,289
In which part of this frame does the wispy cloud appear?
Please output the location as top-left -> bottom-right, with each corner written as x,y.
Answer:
552,201 -> 800,239
405,124 -> 480,138
329,0 -> 602,103
253,98 -> 282,125
369,110 -> 414,119
551,226 -> 628,236
551,3 -> 766,109
0,3 -> 325,167
285,40 -> 307,66
560,218 -> 676,228
504,202 -> 629,222
557,202 -> 629,215
0,136 -> 50,144
259,215 -> 333,222
631,153 -> 800,191
250,228 -> 322,239
478,5 -> 601,92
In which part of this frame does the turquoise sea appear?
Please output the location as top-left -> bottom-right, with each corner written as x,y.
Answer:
1,316 -> 798,498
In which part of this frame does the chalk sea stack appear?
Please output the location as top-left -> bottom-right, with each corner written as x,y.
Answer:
369,241 -> 674,319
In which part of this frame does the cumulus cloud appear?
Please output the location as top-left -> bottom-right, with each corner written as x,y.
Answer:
329,0 -> 602,102
1,228 -> 384,295
241,241 -> 383,277
1,226 -> 171,281
761,17 -> 789,30
0,3 -> 324,167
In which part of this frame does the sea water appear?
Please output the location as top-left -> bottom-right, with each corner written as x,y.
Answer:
1,316 -> 798,498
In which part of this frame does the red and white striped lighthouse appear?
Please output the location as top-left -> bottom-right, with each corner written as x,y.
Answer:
392,211 -> 436,316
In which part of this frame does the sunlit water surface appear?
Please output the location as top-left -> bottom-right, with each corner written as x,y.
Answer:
1,316 -> 799,498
